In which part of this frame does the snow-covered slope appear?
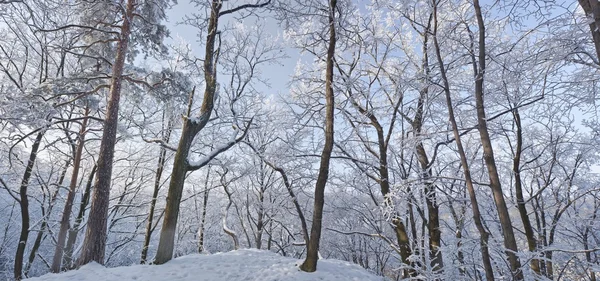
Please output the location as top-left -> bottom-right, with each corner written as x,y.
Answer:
27,249 -> 383,281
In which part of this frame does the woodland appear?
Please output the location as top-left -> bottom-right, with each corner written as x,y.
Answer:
0,0 -> 600,280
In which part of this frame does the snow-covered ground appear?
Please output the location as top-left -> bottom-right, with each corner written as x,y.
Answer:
26,249 -> 383,281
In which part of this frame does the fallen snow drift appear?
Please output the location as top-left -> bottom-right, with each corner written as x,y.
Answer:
27,249 -> 383,281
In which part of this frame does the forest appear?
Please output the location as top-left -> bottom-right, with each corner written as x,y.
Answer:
0,0 -> 599,280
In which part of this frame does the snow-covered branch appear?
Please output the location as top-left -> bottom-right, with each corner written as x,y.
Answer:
141,138 -> 177,152
187,117 -> 254,171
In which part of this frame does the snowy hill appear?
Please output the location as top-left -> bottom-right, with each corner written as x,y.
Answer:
26,249 -> 383,281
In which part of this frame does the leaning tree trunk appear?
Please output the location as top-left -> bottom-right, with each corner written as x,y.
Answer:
432,1 -> 495,279
299,0 -> 336,272
14,131 -> 45,281
62,164 -> 96,270
77,0 -> 135,266
153,106 -> 202,264
153,0 -> 221,264
153,0 -> 268,264
472,1 -> 523,278
52,106 -> 89,272
512,108 -> 540,275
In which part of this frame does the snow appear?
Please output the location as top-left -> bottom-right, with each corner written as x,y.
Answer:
26,249 -> 383,281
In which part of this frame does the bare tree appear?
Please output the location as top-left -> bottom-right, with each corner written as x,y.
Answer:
299,0 -> 337,272
471,0 -> 523,278
153,0 -> 273,264
431,0 -> 494,279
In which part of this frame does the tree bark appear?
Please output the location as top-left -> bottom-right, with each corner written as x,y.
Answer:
472,1 -> 523,278
77,0 -> 135,266
52,106 -> 89,272
299,0 -> 336,272
14,131 -> 45,281
578,0 -> 600,61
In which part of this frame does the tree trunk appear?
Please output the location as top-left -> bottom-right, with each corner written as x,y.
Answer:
377,128 -> 415,277
52,106 -> 89,272
512,108 -> 540,275
62,164 -> 97,270
299,0 -> 336,272
197,169 -> 210,253
14,131 -> 45,281
578,0 -> 600,61
255,186 -> 265,249
472,1 -> 523,278
432,1 -> 495,279
221,171 -> 240,251
141,117 -> 173,264
412,19 -> 443,271
416,145 -> 443,272
154,0 -> 223,264
154,116 -> 199,264
583,201 -> 598,281
77,0 -> 135,266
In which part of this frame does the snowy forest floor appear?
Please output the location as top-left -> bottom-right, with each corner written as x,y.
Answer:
25,249 -> 383,281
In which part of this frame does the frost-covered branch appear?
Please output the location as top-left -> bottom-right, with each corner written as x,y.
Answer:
142,138 -> 177,152
0,177 -> 19,202
218,0 -> 271,17
243,141 -> 309,245
186,117 -> 254,171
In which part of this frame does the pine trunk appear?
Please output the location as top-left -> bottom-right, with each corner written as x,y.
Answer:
77,0 -> 134,266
